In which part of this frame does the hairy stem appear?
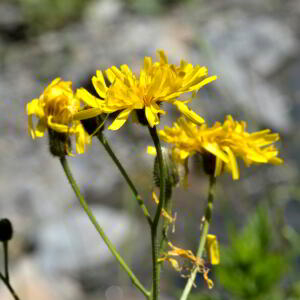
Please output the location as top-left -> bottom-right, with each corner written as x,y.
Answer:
60,156 -> 150,299
0,273 -> 20,300
148,125 -> 166,300
180,175 -> 216,300
3,242 -> 9,281
97,133 -> 152,226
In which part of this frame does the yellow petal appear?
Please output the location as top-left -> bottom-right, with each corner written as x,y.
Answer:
35,120 -> 46,137
120,64 -> 132,74
27,99 -> 44,118
147,146 -> 157,156
157,49 -> 168,65
73,108 -> 103,120
110,66 -> 126,82
152,191 -> 159,204
178,149 -> 190,160
168,258 -> 182,272
75,124 -> 91,154
246,151 -> 268,163
223,146 -> 239,180
28,115 -> 35,138
105,68 -> 116,83
173,101 -> 205,125
108,108 -> 132,130
202,142 -> 229,163
140,69 -> 147,88
269,157 -> 284,165
144,57 -> 152,73
205,234 -> 220,265
190,75 -> 218,91
214,156 -> 223,177
76,88 -> 103,108
92,72 -> 108,99
26,99 -> 38,115
48,116 -> 69,133
145,106 -> 159,127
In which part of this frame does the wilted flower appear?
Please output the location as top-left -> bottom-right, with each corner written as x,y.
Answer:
75,50 -> 217,130
159,116 -> 283,180
158,242 -> 214,289
26,78 -> 91,154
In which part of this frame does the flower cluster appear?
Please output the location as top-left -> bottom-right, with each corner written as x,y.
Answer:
26,50 -> 217,155
25,50 -> 282,173
24,50 -> 284,294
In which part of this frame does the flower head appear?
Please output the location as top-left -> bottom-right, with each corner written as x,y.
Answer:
76,50 -> 217,130
26,78 -> 91,154
159,116 -> 283,180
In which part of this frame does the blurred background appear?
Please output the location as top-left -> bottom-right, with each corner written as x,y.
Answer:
0,0 -> 299,299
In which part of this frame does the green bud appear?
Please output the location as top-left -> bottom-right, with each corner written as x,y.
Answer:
0,218 -> 13,242
153,147 -> 179,199
48,128 -> 71,158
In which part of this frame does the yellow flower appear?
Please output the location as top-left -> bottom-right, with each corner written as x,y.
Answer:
75,50 -> 217,130
159,116 -> 283,180
26,78 -> 91,154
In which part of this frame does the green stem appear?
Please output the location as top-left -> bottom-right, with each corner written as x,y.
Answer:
158,192 -> 173,258
148,125 -> 166,300
0,273 -> 20,300
97,133 -> 152,226
180,175 -> 216,300
3,241 -> 9,281
60,156 -> 151,299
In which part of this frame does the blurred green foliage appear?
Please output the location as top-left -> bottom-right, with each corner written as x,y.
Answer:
17,0 -> 92,34
187,205 -> 299,300
126,0 -> 190,14
217,206 -> 287,300
2,0 -> 191,36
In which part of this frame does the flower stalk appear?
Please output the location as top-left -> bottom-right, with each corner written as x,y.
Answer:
180,175 -> 216,300
148,125 -> 167,300
0,219 -> 20,300
60,156 -> 151,299
0,273 -> 20,300
97,132 -> 152,226
23,50 -> 284,300
3,242 -> 9,282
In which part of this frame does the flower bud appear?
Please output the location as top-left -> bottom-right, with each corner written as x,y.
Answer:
153,147 -> 179,199
48,128 -> 71,157
0,218 -> 13,242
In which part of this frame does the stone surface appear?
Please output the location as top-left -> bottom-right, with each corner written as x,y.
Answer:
31,205 -> 140,274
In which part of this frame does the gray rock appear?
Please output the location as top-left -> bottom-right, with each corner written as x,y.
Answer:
202,14 -> 297,131
33,205 -> 140,275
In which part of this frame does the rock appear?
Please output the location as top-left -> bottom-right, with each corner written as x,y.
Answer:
201,13 -> 297,131
0,258 -> 83,300
32,205 -> 140,275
